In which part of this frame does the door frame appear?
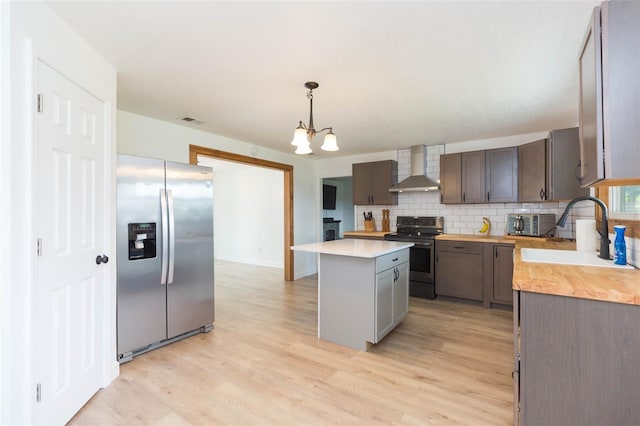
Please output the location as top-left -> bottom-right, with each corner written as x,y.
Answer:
189,145 -> 294,281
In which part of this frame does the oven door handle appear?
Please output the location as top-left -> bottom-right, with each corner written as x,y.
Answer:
413,242 -> 434,249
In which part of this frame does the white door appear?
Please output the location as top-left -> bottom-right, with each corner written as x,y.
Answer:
33,60 -> 107,425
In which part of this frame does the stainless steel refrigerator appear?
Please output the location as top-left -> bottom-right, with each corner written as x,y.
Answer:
116,154 -> 214,363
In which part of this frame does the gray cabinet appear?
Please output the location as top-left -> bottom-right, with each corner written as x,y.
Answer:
514,291 -> 640,425
491,245 -> 513,305
352,160 -> 398,205
578,1 -> 640,186
435,240 -> 483,301
486,147 -> 518,203
313,247 -> 409,351
393,262 -> 409,323
518,128 -> 588,202
518,139 -> 547,202
461,151 -> 486,203
440,153 -> 462,204
375,254 -> 409,342
440,148 -> 518,204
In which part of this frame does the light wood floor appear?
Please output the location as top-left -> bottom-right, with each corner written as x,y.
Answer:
70,260 -> 514,425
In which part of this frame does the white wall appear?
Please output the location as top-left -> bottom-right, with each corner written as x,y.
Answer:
199,158 -> 284,267
1,2 -> 118,423
117,111 -> 319,277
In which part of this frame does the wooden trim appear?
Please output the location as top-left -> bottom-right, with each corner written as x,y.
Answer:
189,144 -> 295,281
595,186 -> 639,239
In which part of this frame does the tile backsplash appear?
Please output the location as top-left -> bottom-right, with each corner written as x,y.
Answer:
355,146 -> 638,267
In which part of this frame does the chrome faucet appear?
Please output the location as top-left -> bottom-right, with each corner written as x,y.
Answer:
556,196 -> 610,259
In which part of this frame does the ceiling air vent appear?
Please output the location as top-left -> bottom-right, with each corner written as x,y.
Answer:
179,116 -> 203,125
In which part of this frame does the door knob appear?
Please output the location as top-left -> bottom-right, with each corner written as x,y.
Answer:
95,255 -> 109,265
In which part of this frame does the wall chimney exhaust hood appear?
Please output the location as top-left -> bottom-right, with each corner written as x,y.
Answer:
389,145 -> 440,192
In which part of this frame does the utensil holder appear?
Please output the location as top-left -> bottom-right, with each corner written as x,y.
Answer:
364,220 -> 376,232
382,209 -> 390,232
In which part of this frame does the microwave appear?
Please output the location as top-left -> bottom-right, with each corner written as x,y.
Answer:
505,214 -> 556,237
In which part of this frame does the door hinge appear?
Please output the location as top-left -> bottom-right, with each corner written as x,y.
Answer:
36,238 -> 42,257
37,94 -> 43,113
36,383 -> 41,402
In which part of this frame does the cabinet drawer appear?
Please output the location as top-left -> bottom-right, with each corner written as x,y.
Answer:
436,240 -> 483,254
376,249 -> 409,273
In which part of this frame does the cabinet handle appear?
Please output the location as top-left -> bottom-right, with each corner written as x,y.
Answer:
495,248 -> 498,258
463,192 -> 466,202
440,193 -> 443,204
539,188 -> 545,200
392,257 -> 398,262
487,191 -> 490,202
575,161 -> 582,183
371,195 -> 374,204
453,245 -> 465,249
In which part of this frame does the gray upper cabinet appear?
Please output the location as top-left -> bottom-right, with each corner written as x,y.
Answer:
578,1 -> 640,186
352,160 -> 398,205
440,153 -> 462,203
461,151 -> 486,203
486,147 -> 518,203
547,128 -> 589,200
441,148 -> 517,204
518,139 -> 547,202
519,128 -> 588,202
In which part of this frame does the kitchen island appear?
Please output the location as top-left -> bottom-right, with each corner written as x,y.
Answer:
291,239 -> 413,351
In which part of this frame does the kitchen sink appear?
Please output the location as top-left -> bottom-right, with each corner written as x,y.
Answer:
520,248 -> 634,269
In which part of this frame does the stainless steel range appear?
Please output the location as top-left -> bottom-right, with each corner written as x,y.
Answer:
384,216 -> 444,299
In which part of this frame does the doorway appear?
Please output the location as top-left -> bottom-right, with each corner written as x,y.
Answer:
322,176 -> 354,240
189,145 -> 294,281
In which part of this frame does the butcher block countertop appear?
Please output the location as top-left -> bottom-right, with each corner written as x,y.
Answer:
435,233 -> 517,244
513,239 -> 639,305
343,231 -> 390,239
437,234 -> 640,305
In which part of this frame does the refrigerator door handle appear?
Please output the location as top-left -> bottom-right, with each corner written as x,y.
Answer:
167,189 -> 175,284
160,189 -> 169,285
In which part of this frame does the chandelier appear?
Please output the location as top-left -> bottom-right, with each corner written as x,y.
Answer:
290,81 -> 338,154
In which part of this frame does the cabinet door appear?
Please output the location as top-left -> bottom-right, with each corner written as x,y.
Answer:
440,153 -> 462,204
461,151 -> 486,203
493,245 -> 514,305
375,268 -> 394,341
435,251 -> 483,301
393,263 -> 409,324
548,128 -> 588,201
520,292 -> 640,425
352,162 -> 372,205
486,147 -> 518,203
518,139 -> 547,202
371,161 -> 397,205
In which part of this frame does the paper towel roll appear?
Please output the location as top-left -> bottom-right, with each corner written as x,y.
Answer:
576,219 -> 597,252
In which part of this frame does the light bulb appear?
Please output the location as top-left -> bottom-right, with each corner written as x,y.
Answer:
295,141 -> 312,155
321,130 -> 338,151
291,126 -> 308,146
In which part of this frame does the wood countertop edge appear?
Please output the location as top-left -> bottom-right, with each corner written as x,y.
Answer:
512,240 -> 640,306
435,234 -> 516,245
343,231 -> 390,237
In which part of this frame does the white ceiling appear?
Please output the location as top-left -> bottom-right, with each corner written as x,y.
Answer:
46,0 -> 600,158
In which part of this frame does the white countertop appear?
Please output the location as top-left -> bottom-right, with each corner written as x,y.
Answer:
291,239 -> 413,258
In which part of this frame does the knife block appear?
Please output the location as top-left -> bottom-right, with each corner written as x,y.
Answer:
364,219 -> 376,232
